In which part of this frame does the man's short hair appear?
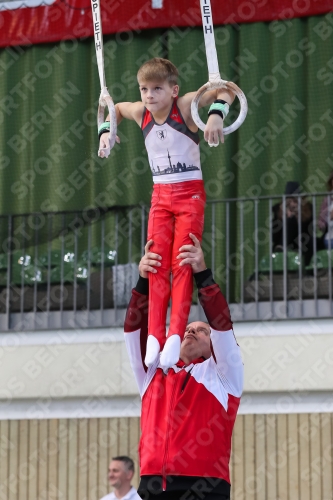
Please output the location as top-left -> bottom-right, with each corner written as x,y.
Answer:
112,456 -> 135,473
137,57 -> 178,86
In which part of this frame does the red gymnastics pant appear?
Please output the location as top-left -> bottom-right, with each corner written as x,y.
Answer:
147,180 -> 206,346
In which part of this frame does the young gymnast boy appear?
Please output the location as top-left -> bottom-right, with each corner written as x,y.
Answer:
99,57 -> 234,370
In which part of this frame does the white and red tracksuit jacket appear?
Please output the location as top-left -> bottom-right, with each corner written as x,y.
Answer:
124,269 -> 244,496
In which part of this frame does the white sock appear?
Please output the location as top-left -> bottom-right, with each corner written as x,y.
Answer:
160,335 -> 181,369
145,335 -> 161,367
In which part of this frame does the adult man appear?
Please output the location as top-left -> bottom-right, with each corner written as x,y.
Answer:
100,456 -> 141,500
124,234 -> 244,500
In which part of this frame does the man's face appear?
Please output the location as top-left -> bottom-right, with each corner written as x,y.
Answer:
180,321 -> 211,361
286,197 -> 298,214
108,460 -> 132,490
138,79 -> 178,114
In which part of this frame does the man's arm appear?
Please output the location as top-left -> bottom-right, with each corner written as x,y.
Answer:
124,241 -> 161,396
195,272 -> 243,397
178,235 -> 244,397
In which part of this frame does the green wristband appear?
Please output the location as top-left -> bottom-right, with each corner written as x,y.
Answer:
208,102 -> 230,119
98,121 -> 110,139
98,121 -> 110,132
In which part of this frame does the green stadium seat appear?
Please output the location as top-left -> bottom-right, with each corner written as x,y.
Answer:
305,249 -> 333,271
11,254 -> 44,286
38,250 -> 75,268
46,263 -> 73,284
0,251 -> 45,285
38,251 -> 88,283
43,260 -> 88,284
0,252 -> 33,269
76,261 -> 89,281
11,262 -> 44,285
259,251 -> 302,273
81,247 -> 116,266
38,250 -> 74,284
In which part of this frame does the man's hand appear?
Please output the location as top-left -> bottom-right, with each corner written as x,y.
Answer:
204,113 -> 224,147
177,233 -> 207,273
139,240 -> 162,278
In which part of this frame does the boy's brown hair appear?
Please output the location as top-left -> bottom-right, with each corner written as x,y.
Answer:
137,58 -> 178,86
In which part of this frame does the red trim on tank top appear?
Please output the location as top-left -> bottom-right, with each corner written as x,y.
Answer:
141,108 -> 153,129
141,98 -> 184,130
168,98 -> 183,124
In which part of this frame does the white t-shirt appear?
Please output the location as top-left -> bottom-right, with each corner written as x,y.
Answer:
100,486 -> 141,500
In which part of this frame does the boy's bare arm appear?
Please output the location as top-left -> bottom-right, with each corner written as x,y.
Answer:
179,87 -> 235,114
177,88 -> 235,145
103,101 -> 144,126
115,101 -> 144,126
100,101 -> 144,149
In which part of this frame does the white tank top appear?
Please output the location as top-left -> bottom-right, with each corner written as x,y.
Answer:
141,98 -> 202,184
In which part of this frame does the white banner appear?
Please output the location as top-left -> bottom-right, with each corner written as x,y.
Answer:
0,0 -> 55,11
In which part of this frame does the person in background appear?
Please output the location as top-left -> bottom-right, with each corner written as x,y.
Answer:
318,171 -> 333,249
100,456 -> 141,500
272,181 -> 314,265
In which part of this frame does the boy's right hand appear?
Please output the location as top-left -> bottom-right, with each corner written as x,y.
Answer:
98,132 -> 120,158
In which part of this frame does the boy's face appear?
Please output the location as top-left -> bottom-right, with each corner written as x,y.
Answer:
138,79 -> 179,114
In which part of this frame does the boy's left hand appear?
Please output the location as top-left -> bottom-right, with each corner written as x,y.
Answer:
204,114 -> 224,147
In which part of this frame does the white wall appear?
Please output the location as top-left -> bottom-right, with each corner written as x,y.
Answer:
0,318 -> 332,418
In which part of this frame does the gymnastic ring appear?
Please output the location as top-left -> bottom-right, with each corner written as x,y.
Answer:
97,87 -> 117,158
191,80 -> 248,135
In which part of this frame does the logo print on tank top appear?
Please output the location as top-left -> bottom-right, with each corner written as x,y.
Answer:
156,130 -> 167,140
